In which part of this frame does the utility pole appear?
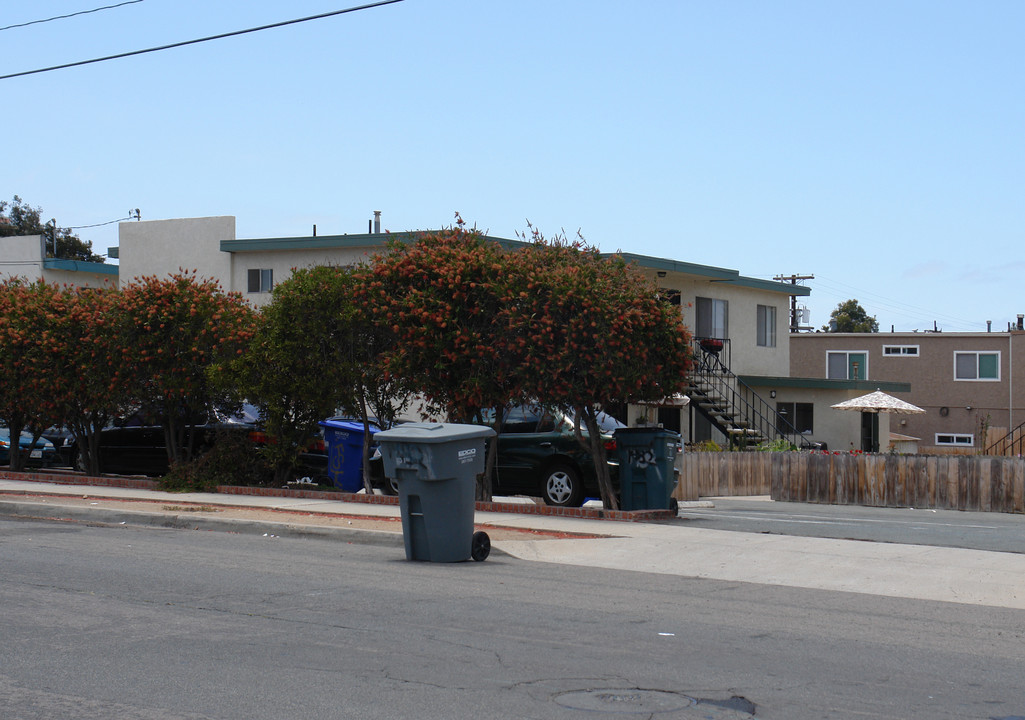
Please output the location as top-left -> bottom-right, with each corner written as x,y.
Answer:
774,274 -> 814,333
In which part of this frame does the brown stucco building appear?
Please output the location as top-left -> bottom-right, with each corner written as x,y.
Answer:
791,329 -> 1025,454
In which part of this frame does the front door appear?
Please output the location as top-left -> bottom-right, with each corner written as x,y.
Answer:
860,412 -> 879,452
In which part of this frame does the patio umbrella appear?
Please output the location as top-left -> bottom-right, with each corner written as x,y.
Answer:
830,390 -> 925,414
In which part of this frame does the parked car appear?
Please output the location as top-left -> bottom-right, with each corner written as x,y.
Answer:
68,406 -> 327,478
0,428 -> 57,468
41,426 -> 76,467
370,405 -> 626,507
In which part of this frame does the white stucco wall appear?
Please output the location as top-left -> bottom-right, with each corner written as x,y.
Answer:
233,246 -> 372,307
0,235 -> 45,282
762,386 -> 891,452
652,273 -> 791,377
118,216 -> 235,288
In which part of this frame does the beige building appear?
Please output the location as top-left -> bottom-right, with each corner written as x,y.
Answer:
0,234 -> 118,288
115,215 -> 887,450
791,330 -> 1025,454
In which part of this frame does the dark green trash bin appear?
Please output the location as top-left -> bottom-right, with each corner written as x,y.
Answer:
376,422 -> 496,562
614,427 -> 681,511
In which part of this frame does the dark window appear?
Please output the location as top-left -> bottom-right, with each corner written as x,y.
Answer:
776,402 -> 813,434
696,297 -> 728,339
248,268 -> 273,293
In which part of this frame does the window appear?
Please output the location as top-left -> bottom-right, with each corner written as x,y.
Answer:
757,305 -> 776,347
247,268 -> 273,293
696,297 -> 728,339
954,351 -> 999,381
776,402 -> 813,434
827,351 -> 868,380
883,345 -> 919,357
935,433 -> 974,447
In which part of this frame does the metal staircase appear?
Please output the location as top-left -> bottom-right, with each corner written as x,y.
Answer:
985,421 -> 1025,456
685,337 -> 802,449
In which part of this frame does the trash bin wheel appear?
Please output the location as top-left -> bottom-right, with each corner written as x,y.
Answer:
471,531 -> 491,562
669,497 -> 679,515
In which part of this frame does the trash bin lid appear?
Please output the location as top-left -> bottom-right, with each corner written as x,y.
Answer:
319,419 -> 379,434
376,422 -> 495,444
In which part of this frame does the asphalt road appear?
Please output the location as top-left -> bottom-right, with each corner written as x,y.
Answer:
4,516 -> 1024,720
680,497 -> 1025,554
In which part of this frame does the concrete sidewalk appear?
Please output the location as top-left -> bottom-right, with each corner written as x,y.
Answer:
2,477 -> 1024,611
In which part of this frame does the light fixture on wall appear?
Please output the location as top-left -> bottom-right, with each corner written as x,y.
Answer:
657,271 -> 667,278
769,390 -> 776,398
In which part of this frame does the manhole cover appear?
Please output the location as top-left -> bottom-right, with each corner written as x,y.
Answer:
554,689 -> 692,713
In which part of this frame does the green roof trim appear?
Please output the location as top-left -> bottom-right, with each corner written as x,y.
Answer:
739,375 -> 912,393
615,253 -> 810,295
221,232 -> 806,296
223,232 -> 528,254
43,258 -> 119,276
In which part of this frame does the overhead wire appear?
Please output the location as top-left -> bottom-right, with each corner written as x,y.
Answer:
811,274 -> 981,330
0,0 -> 405,81
0,1 -> 145,33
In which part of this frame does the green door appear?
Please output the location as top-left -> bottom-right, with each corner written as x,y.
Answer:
848,353 -> 867,380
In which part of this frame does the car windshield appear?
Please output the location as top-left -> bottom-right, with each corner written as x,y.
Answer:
477,406 -> 626,434
594,411 -> 627,433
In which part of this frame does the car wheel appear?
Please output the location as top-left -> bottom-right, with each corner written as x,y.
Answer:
541,464 -> 584,507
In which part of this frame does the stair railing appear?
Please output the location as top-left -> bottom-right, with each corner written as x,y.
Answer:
985,420 -> 1025,456
689,337 -> 805,449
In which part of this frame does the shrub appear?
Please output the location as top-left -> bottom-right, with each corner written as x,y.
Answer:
159,430 -> 274,492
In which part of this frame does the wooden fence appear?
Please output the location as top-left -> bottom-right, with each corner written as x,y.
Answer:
677,452 -> 1025,514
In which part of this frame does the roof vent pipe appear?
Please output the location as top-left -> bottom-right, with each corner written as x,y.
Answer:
374,210 -> 382,234
1018,314 -> 1024,331
987,320 -> 992,332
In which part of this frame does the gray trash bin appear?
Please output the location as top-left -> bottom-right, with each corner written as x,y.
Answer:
375,422 -> 496,562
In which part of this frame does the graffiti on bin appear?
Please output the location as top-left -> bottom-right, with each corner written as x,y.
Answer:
628,448 -> 658,469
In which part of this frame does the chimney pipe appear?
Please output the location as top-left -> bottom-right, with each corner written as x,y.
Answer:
987,320 -> 992,332
373,210 -> 382,234
1018,314 -> 1024,331
313,224 -> 317,237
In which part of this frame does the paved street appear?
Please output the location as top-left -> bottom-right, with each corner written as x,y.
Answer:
4,515 -> 1025,720
680,496 -> 1025,554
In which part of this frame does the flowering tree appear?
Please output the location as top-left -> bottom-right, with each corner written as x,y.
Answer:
0,280 -> 63,469
221,265 -> 405,488
114,272 -> 256,467
32,284 -> 126,476
359,221 -> 520,498
501,233 -> 693,509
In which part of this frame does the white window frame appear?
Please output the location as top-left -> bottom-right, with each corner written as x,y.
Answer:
935,433 -> 974,447
826,350 -> 869,381
247,268 -> 273,293
953,351 -> 1000,382
882,345 -> 919,357
757,305 -> 776,348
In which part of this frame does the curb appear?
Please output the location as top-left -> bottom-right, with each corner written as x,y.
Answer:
0,500 -> 406,547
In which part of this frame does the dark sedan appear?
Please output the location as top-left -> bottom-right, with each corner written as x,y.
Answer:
371,405 -> 625,507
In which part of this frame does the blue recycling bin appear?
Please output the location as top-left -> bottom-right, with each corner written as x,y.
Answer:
319,419 -> 378,492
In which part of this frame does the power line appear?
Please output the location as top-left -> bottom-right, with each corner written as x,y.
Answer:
69,209 -> 141,230
0,0 -> 405,81
0,1 -> 145,33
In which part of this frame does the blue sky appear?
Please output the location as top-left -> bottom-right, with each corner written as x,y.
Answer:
4,1 -> 1023,332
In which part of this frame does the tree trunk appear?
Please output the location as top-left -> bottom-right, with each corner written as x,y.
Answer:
576,406 -> 619,511
359,393 -> 375,494
478,406 -> 504,502
6,417 -> 27,472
